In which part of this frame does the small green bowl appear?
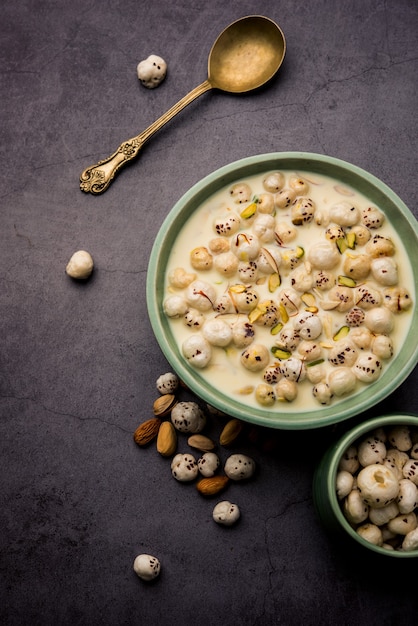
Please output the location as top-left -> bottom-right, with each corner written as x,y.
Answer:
146,152 -> 418,429
313,414 -> 418,558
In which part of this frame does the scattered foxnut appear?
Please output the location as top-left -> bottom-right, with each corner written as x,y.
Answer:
224,454 -> 256,481
197,452 -> 220,477
171,453 -> 198,482
133,554 -> 161,581
65,250 -> 94,280
156,372 -> 179,395
213,501 -> 240,526
136,54 -> 167,88
171,401 -> 206,433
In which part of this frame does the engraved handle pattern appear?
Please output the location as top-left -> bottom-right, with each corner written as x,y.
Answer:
80,80 -> 213,194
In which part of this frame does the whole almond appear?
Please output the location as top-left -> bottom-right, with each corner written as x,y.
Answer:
219,418 -> 243,447
157,421 -> 177,457
196,475 -> 229,496
133,417 -> 161,446
153,394 -> 177,417
188,434 -> 215,452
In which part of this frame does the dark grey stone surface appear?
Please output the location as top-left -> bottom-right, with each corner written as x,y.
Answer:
1,1 -> 417,624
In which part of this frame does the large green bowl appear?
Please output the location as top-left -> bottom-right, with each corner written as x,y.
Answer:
313,414 -> 418,558
146,152 -> 418,429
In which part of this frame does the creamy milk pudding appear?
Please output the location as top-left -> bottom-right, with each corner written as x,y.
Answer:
163,170 -> 414,411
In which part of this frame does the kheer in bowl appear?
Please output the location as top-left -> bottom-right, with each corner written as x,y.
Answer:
146,153 -> 418,429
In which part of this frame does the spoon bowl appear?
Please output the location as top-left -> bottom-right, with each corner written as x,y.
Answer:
80,16 -> 286,194
208,15 -> 286,92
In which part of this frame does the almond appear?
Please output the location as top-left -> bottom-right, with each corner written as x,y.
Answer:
156,421 -> 177,457
153,394 -> 177,417
196,475 -> 229,496
133,417 -> 161,446
187,434 -> 215,452
219,418 -> 243,447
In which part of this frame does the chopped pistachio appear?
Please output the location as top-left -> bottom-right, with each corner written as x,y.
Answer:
240,202 -> 258,219
268,272 -> 281,292
333,325 -> 350,341
338,275 -> 357,288
271,346 -> 292,359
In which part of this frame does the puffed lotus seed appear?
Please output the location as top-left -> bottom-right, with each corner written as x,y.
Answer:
368,501 -> 399,526
383,449 -> 409,480
263,171 -> 284,193
289,175 -> 309,194
343,489 -> 369,525
329,201 -> 360,227
397,479 -> 418,514
328,367 -> 357,397
352,353 -> 382,383
224,454 -> 255,481
312,382 -> 333,405
371,334 -> 394,360
230,182 -> 252,204
370,257 -> 398,286
213,501 -> 241,526
402,526 -> 418,551
171,453 -> 198,481
387,426 -> 412,452
133,554 -> 161,581
274,378 -> 298,402
240,344 -> 270,372
402,459 -> 418,485
171,401 -> 206,433
336,470 -> 354,500
339,424 -> 418,552
361,205 -> 385,229
387,512 -> 417,536
255,383 -> 276,406
156,372 -> 179,395
202,318 -> 232,347
136,54 -> 167,88
356,523 -> 383,546
164,295 -> 188,318
338,445 -> 359,474
65,250 -> 94,280
357,437 -> 387,467
182,335 -> 212,368
364,307 -> 394,334
198,452 -> 220,477
357,464 -> 399,508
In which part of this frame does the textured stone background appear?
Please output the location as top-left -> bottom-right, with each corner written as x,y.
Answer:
1,1 -> 417,624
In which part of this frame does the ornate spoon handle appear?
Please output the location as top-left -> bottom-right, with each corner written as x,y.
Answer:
80,80 -> 213,194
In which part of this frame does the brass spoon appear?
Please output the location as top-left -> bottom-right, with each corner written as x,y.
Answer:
80,15 -> 286,194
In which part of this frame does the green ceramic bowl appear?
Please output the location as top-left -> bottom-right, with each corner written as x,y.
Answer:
146,152 -> 418,429
313,414 -> 418,557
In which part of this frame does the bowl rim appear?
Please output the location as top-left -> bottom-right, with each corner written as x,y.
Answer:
146,151 -> 418,430
325,413 -> 418,557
